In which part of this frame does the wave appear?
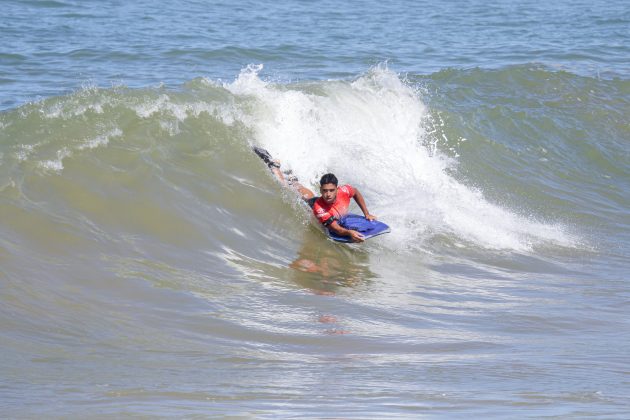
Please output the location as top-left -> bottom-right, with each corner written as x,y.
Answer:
3,64 -> 624,263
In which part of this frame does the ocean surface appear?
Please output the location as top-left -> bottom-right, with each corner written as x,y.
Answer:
1,0 -> 629,418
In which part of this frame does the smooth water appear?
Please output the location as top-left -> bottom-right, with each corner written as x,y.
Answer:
1,0 -> 629,418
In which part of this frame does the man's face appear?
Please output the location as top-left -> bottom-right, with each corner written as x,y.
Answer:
320,183 -> 338,204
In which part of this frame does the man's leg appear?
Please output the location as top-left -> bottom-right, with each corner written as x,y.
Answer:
254,146 -> 315,201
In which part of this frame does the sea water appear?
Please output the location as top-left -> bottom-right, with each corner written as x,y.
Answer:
1,0 -> 629,417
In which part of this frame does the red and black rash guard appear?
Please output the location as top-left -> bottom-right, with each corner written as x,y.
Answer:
312,185 -> 355,227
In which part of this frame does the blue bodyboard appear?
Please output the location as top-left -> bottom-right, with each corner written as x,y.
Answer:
327,214 -> 391,243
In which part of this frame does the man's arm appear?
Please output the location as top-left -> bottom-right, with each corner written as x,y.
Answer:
327,220 -> 365,243
353,188 -> 376,221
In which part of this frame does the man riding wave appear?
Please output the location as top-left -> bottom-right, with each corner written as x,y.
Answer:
254,146 -> 376,243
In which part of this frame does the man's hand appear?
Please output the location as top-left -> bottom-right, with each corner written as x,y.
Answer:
353,190 -> 377,222
348,230 -> 365,243
328,220 -> 365,243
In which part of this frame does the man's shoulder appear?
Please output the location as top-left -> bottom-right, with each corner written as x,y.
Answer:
339,184 -> 354,196
312,197 -> 328,213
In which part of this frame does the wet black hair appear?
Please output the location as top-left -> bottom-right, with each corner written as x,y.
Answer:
319,173 -> 338,186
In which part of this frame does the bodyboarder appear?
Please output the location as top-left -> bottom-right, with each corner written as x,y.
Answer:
254,146 -> 376,243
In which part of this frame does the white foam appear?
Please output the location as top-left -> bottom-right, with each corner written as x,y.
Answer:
226,65 -> 576,251
15,143 -> 38,162
38,128 -> 122,173
132,94 -> 239,129
77,128 -> 122,150
134,94 -> 171,118
39,147 -> 72,173
42,87 -> 109,119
